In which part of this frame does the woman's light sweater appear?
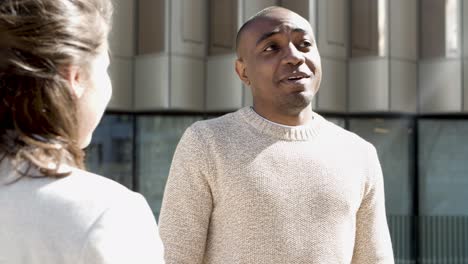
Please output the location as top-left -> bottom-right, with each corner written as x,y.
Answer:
0,160 -> 165,264
159,107 -> 394,264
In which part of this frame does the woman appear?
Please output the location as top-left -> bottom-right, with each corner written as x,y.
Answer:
0,0 -> 164,263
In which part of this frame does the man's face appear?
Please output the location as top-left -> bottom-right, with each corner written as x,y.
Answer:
236,9 -> 321,115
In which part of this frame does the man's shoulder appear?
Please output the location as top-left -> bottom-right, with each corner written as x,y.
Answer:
319,117 -> 374,150
187,110 -> 242,134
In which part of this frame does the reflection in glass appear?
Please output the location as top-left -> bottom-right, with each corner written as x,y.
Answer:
419,120 -> 468,215
418,119 -> 468,262
349,118 -> 415,263
136,116 -> 203,219
86,114 -> 134,189
349,118 -> 414,214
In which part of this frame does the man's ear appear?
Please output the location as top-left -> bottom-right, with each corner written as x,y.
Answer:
64,66 -> 85,98
235,59 -> 251,86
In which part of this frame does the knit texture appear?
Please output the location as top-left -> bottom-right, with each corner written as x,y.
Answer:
159,107 -> 394,264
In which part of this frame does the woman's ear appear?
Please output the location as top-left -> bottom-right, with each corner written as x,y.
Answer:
64,66 -> 85,98
235,59 -> 251,86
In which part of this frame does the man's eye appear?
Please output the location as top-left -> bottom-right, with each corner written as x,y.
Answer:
264,44 -> 278,52
299,41 -> 312,48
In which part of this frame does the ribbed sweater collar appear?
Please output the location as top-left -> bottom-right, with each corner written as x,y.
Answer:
239,107 -> 324,141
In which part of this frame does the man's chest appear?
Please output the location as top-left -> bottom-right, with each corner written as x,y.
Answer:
210,144 -> 366,218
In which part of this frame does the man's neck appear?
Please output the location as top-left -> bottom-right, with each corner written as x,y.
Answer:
251,105 -> 313,126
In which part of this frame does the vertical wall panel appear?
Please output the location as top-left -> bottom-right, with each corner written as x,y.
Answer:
351,0 -> 379,57
243,0 -> 279,20
281,0 -> 309,16
464,0 -> 468,58
445,0 -> 461,57
138,0 -> 166,54
209,0 -> 237,55
463,60 -> 468,111
387,0 -> 417,113
420,0 -> 461,58
171,0 -> 207,57
170,56 -> 205,110
390,0 -> 417,60
134,54 -> 170,110
135,0 -> 169,111
349,58 -> 389,112
182,0 -> 204,43
419,59 -> 462,113
137,0 -> 208,111
317,58 -> 347,112
108,57 -> 133,110
206,54 -> 242,111
317,0 -> 347,59
281,0 -> 316,30
390,60 -> 417,112
420,0 -> 446,58
315,0 -> 347,113
110,0 -> 135,57
108,0 -> 136,110
133,0 -> 468,114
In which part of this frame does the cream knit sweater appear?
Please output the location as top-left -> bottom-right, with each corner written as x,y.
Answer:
159,107 -> 394,264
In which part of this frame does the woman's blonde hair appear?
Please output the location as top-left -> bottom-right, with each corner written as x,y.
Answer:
0,0 -> 112,177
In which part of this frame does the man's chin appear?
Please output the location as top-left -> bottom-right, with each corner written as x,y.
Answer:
281,93 -> 314,114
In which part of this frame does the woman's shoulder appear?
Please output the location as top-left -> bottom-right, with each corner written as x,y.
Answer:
43,166 -> 142,212
1,163 -> 145,226
0,164 -> 160,262
57,167 -> 133,196
1,161 -> 143,217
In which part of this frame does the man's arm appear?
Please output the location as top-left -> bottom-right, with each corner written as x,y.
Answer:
158,126 -> 213,264
352,144 -> 395,264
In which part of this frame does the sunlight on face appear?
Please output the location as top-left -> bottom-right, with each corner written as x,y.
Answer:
239,9 -> 322,117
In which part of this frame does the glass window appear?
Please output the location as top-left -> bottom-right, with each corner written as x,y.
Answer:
419,119 -> 468,215
349,118 -> 414,214
136,116 -> 203,219
86,114 -> 134,189
349,118 -> 415,263
418,119 -> 468,262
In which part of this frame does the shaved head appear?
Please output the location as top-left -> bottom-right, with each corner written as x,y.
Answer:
233,5 -> 321,124
236,6 -> 309,57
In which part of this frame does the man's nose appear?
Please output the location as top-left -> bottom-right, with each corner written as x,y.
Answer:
282,43 -> 305,66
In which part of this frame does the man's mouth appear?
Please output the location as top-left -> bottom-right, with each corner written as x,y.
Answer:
287,76 -> 307,81
281,73 -> 311,83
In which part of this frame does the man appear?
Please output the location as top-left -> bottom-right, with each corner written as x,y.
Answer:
159,6 -> 394,264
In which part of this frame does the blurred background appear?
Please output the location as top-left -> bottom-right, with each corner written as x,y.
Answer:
85,0 -> 468,263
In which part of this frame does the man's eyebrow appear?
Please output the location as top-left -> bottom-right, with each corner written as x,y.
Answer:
255,29 -> 281,46
255,27 -> 309,46
292,28 -> 307,35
